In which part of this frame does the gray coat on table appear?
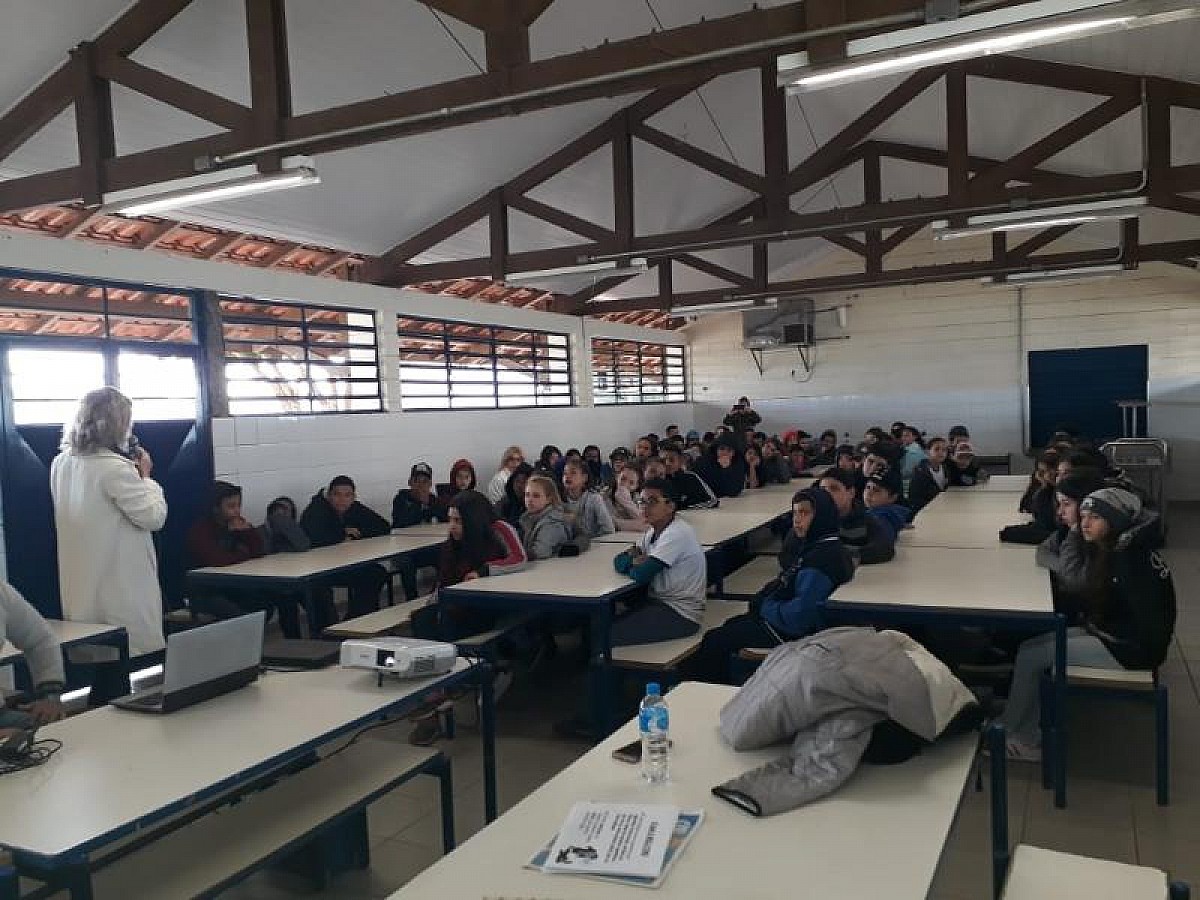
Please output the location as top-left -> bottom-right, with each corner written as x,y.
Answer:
715,626 -> 976,817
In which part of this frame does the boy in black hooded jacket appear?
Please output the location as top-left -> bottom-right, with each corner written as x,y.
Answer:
300,475 -> 391,619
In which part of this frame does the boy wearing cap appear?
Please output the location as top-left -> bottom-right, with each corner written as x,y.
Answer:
863,470 -> 911,541
810,469 -> 896,565
946,441 -> 986,487
392,462 -> 449,528
998,486 -> 1175,761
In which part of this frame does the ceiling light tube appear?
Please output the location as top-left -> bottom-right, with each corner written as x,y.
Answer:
506,258 -> 648,283
778,0 -> 1200,93
672,297 -> 779,315
932,197 -> 1149,240
992,263 -> 1128,284
105,166 -> 320,217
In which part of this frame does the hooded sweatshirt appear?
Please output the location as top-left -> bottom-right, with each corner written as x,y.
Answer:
563,489 -> 616,540
694,437 -> 747,498
444,459 -> 477,499
299,490 -> 390,548
761,488 -> 856,638
866,502 -> 912,542
518,504 -> 572,560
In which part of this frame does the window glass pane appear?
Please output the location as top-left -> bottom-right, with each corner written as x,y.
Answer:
220,295 -> 382,416
590,338 -> 686,405
397,315 -> 572,410
118,353 -> 200,423
7,348 -> 106,425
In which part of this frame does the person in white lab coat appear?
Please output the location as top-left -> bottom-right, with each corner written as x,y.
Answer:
50,387 -> 168,704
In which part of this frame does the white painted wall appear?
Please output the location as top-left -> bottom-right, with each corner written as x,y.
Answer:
0,231 -> 692,578
686,234 -> 1200,499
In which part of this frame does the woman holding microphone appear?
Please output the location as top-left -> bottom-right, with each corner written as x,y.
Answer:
51,387 -> 168,704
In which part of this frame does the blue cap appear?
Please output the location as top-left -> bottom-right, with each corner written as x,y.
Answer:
646,682 -> 661,696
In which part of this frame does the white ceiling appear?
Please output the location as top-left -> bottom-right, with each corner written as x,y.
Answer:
0,0 -> 1198,296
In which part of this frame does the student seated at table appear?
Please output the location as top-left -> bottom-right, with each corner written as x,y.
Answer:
786,444 -> 808,478
485,446 -> 525,504
561,458 -> 615,540
682,487 -> 854,685
1036,470 -> 1106,618
409,489 -> 528,745
945,440 -> 986,486
582,444 -> 610,488
758,438 -> 792,485
908,436 -> 951,515
1000,450 -> 1060,545
535,445 -> 563,481
392,462 -> 449,528
519,475 -> 572,560
497,462 -> 533,528
606,464 -> 646,532
611,478 -> 706,646
833,444 -> 859,476
863,470 -> 911,541
814,470 -> 896,565
258,496 -> 311,554
186,481 -> 303,638
440,458 -> 477,501
997,488 -> 1175,762
0,579 -> 65,735
947,424 -> 970,451
898,425 -> 928,480
808,430 -> 839,467
662,446 -> 719,509
300,475 -> 391,620
694,435 -> 747,499
744,444 -> 764,489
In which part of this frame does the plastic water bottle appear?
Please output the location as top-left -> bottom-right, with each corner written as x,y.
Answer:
639,682 -> 670,784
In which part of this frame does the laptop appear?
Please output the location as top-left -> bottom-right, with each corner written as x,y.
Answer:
112,611 -> 266,714
262,638 -> 340,669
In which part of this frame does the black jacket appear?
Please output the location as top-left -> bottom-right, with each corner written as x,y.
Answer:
1001,483 -> 1056,545
908,460 -> 950,515
300,490 -> 390,548
945,457 -> 984,487
759,456 -> 792,486
391,489 -> 449,528
1087,512 -> 1175,670
667,469 -> 719,509
780,499 -> 895,568
695,455 -> 746,498
722,409 -> 761,438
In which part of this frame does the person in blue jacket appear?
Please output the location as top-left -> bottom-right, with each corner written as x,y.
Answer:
680,487 -> 855,685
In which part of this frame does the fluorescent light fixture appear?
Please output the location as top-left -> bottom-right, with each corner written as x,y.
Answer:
932,197 -> 1149,240
672,297 -> 779,315
507,259 -> 648,284
106,166 -> 320,216
778,0 -> 1200,93
990,263 -> 1128,285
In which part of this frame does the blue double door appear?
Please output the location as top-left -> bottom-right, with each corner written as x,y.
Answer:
0,341 -> 214,618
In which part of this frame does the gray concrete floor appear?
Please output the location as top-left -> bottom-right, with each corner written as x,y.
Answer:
218,505 -> 1200,898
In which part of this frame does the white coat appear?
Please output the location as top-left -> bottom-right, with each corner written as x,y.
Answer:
50,449 -> 168,658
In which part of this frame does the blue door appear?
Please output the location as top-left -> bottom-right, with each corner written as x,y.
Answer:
1027,345 -> 1149,449
0,275 -> 214,618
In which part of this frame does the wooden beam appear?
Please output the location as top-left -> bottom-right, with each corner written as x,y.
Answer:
0,64 -> 75,164
761,63 -> 789,227
863,144 -> 882,275
613,111 -> 634,253
1153,194 -> 1200,217
632,123 -> 765,194
245,0 -> 291,172
825,233 -> 867,257
945,66 -> 968,205
505,193 -> 614,244
965,55 -> 1138,98
881,222 -> 922,254
97,55 -> 252,131
489,188 -> 508,281
1008,224 -> 1081,258
71,43 -> 115,207
676,254 -> 755,288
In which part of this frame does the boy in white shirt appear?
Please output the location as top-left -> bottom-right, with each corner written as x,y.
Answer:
611,478 -> 706,645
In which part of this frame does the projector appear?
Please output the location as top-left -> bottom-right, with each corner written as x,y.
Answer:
340,637 -> 458,678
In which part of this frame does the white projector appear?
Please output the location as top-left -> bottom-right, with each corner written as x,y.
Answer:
339,637 -> 458,678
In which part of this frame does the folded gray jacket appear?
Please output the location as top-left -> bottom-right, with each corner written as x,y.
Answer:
716,626 -> 976,817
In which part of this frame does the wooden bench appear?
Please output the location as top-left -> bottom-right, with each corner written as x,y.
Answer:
324,595 -> 435,639
720,554 -> 780,601
611,600 -> 746,672
1001,844 -> 1190,899
91,738 -> 453,899
1040,665 -> 1169,805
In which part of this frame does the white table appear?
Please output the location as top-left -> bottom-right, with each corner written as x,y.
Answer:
591,511 -> 781,548
948,474 -> 1030,493
391,523 -> 451,540
187,533 -> 447,637
904,502 -> 1034,550
0,620 -> 126,667
825,544 -> 1068,807
390,681 -> 983,900
0,661 -> 496,895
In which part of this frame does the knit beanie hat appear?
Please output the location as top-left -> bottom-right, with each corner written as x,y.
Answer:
1054,470 -> 1105,502
1080,487 -> 1141,533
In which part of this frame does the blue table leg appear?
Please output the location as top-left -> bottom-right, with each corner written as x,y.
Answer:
1053,614 -> 1068,808
479,662 -> 497,822
589,603 -> 614,741
987,723 -> 1010,899
0,865 -> 17,900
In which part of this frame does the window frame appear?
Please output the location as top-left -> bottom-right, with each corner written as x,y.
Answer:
396,314 -> 574,412
219,295 -> 384,417
590,337 -> 687,406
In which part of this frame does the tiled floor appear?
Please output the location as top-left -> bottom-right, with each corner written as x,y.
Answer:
223,505 -> 1200,898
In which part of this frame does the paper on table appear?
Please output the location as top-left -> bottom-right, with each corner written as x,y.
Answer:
542,802 -> 678,879
528,810 -> 704,889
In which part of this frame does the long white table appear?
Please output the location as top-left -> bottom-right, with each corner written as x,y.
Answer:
0,660 -> 496,896
904,489 -> 1033,550
187,533 -> 447,636
0,620 -> 127,667
591,510 -> 781,548
390,681 -> 987,900
948,474 -> 1030,493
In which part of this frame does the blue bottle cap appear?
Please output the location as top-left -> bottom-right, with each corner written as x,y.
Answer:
646,682 -> 661,696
